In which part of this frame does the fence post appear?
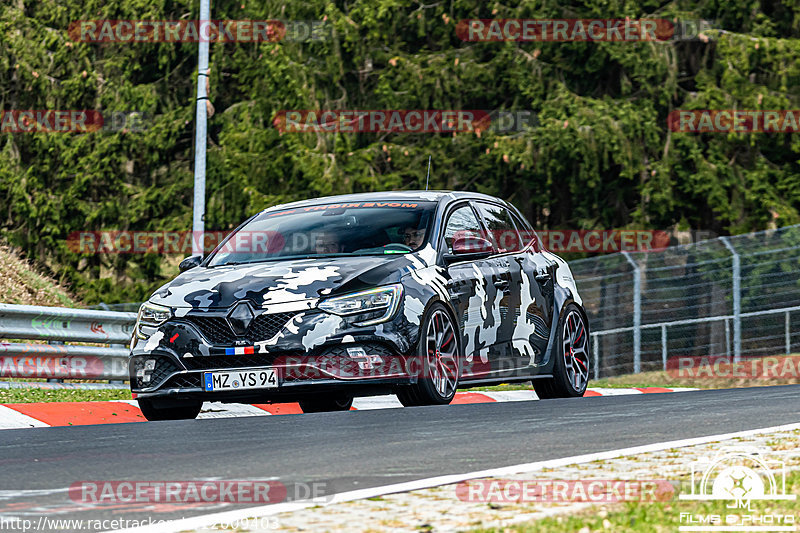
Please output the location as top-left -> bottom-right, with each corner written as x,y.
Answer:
786,310 -> 791,354
622,252 -> 641,373
660,324 -> 667,371
592,334 -> 599,380
720,237 -> 741,361
724,318 -> 731,359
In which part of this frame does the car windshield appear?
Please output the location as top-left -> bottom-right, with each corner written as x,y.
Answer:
206,200 -> 437,267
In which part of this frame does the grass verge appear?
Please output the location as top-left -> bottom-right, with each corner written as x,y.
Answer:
473,469 -> 800,532
0,387 -> 132,403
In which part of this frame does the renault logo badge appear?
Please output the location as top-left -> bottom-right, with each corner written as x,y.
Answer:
227,302 -> 254,336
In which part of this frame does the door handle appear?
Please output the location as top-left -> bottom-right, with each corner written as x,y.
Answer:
535,272 -> 551,283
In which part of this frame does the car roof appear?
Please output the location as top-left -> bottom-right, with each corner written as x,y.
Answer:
261,190 -> 506,212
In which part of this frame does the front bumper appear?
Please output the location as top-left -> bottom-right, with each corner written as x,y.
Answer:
129,305 -> 422,402
130,341 -> 420,401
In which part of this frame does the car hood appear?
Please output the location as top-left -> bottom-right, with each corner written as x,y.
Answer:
149,250 -> 434,313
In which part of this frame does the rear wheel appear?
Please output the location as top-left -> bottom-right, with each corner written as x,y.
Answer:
299,394 -> 353,413
138,398 -> 203,421
396,303 -> 461,407
533,303 -> 590,399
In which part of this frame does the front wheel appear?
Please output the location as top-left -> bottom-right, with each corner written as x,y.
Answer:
396,303 -> 461,407
299,394 -> 353,413
138,398 -> 203,421
533,303 -> 590,399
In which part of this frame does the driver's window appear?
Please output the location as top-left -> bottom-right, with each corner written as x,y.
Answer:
442,205 -> 483,253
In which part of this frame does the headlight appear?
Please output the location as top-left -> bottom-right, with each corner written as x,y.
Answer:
317,284 -> 402,326
135,302 -> 172,339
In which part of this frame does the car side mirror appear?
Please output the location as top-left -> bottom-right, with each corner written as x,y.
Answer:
443,235 -> 494,264
179,254 -> 203,273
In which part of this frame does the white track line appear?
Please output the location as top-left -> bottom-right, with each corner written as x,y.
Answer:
587,387 -> 644,395
481,390 -> 538,402
196,402 -> 272,419
351,395 -> 403,410
0,405 -> 48,429
105,421 -> 800,533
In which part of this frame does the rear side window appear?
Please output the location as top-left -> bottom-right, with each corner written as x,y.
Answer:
509,211 -> 539,251
474,202 -> 522,253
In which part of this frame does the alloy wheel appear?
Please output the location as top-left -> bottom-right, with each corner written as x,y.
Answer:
425,309 -> 459,398
561,309 -> 589,392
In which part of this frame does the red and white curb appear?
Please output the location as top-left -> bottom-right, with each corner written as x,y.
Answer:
0,387 -> 695,430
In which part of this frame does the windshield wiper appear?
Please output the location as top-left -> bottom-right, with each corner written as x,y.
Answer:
209,253 -> 349,267
208,251 -> 406,268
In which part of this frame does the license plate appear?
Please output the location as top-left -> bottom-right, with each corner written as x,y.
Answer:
203,368 -> 277,391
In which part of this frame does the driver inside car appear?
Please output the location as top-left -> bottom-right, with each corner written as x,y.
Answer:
314,231 -> 343,254
401,226 -> 426,250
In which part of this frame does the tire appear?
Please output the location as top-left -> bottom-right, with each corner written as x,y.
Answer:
396,303 -> 461,407
533,303 -> 590,399
299,394 -> 353,413
138,398 -> 203,421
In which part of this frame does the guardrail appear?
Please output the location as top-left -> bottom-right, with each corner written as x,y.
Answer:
0,304 -> 136,381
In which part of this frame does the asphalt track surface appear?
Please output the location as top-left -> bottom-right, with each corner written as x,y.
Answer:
0,385 -> 798,531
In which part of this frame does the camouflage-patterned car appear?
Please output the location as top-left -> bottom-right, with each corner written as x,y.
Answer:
130,191 -> 590,420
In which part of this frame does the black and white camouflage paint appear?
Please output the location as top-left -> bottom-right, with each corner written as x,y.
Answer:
130,191 -> 589,402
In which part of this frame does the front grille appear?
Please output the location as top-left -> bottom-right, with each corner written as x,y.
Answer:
162,373 -> 202,389
182,352 -> 286,371
319,342 -> 397,359
147,342 -> 403,389
180,311 -> 297,345
131,356 -> 180,389
249,312 -> 297,340
180,343 -> 399,374
184,316 -> 235,344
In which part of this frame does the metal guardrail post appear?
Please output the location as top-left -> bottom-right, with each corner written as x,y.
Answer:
622,252 -> 641,373
47,340 -> 65,383
100,302 -> 125,383
660,324 -> 667,371
592,334 -> 599,380
720,237 -> 742,361
108,343 -> 126,384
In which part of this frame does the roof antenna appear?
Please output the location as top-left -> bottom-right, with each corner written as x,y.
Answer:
425,155 -> 431,191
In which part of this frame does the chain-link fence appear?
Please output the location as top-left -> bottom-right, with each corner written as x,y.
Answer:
570,224 -> 800,378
